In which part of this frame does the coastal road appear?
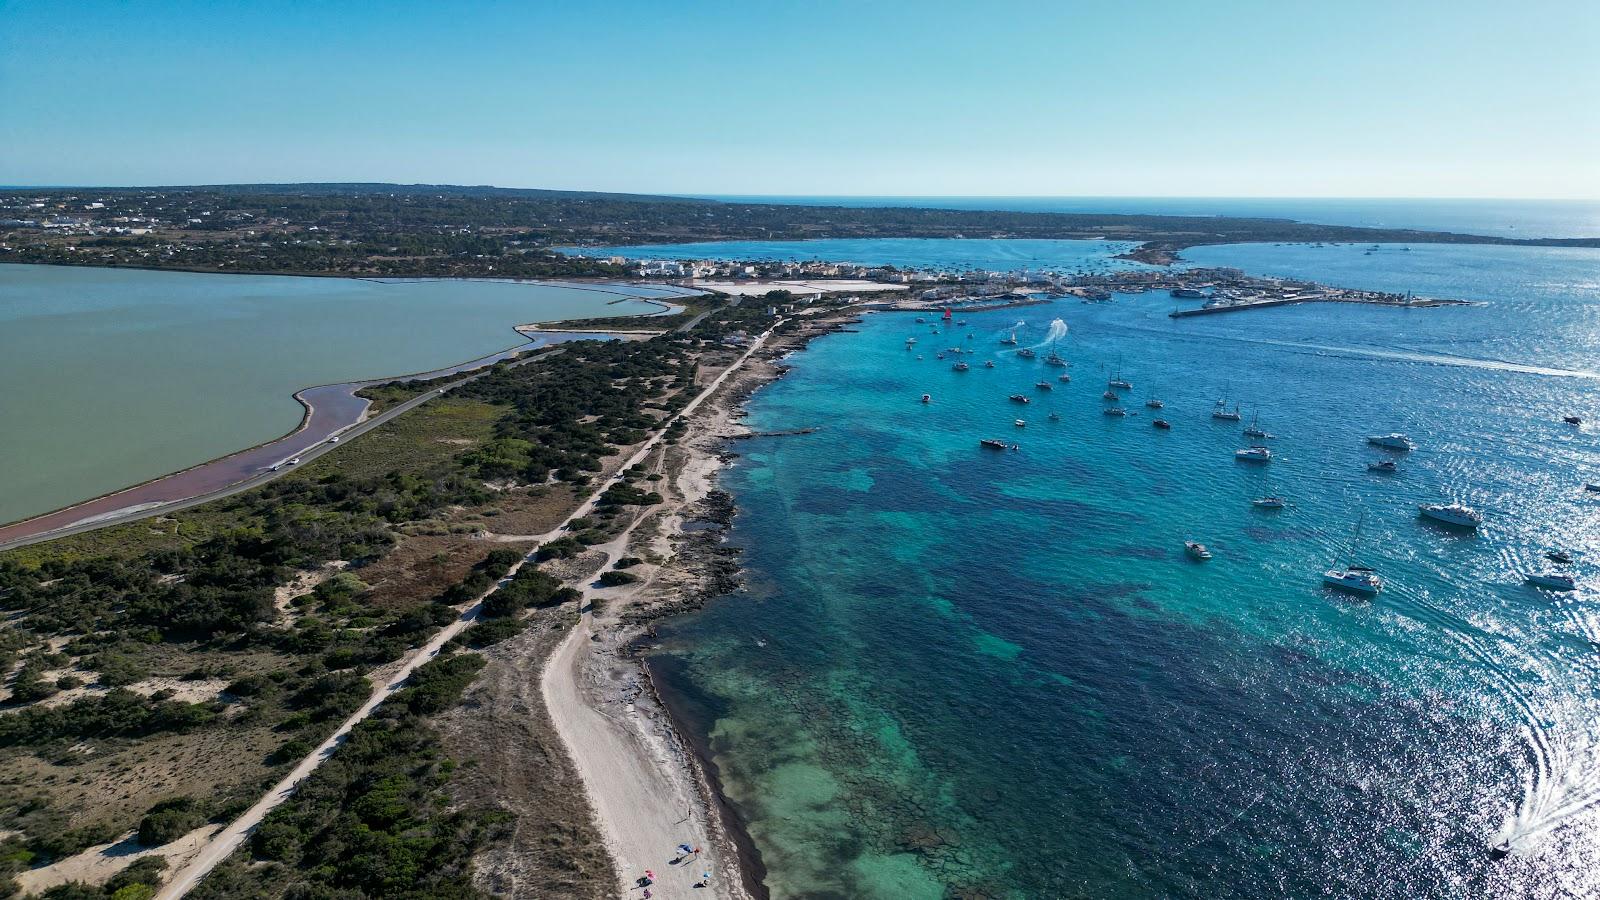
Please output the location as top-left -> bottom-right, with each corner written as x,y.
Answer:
155,319 -> 785,899
0,345 -> 569,553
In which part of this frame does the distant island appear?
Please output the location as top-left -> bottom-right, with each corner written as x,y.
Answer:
3,183 -> 1597,280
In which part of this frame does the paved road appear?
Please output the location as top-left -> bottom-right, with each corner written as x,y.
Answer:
154,320 -> 784,899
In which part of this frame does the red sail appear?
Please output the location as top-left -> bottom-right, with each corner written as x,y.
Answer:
942,307 -> 952,320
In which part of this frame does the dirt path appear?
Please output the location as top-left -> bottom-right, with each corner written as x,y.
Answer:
155,319 -> 784,899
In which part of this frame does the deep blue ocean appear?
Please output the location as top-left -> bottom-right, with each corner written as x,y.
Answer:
646,238 -> 1600,898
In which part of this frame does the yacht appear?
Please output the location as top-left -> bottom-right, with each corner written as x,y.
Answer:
1235,446 -> 1273,462
1058,373 -> 1071,383
1103,407 -> 1127,417
1252,497 -> 1286,509
1152,419 -> 1171,429
1587,483 -> 1600,492
1323,513 -> 1382,596
1145,398 -> 1164,409
1526,572 -> 1577,591
1212,400 -> 1243,421
1015,419 -> 1027,427
1546,550 -> 1574,565
1368,433 -> 1415,451
1000,330 -> 1019,346
1017,348 -> 1037,359
1184,541 -> 1213,560
1107,374 -> 1132,390
1044,349 -> 1067,367
1418,503 -> 1482,530
1036,380 -> 1052,390
1102,389 -> 1119,400
1367,459 -> 1398,473
915,317 -> 926,323
1009,394 -> 1030,404
905,337 -> 917,348
1564,415 -> 1582,425
1243,412 -> 1273,439
980,438 -> 1007,450
952,361 -> 970,372
921,394 -> 931,404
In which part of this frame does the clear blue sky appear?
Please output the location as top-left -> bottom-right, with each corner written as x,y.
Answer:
2,0 -> 1596,198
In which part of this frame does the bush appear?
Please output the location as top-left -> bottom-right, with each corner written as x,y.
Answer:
138,798 -> 203,846
534,536 -> 583,561
614,557 -> 642,569
461,618 -> 526,649
105,856 -> 167,896
598,571 -> 637,587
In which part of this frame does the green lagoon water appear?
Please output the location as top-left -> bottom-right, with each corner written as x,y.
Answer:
0,264 -> 676,524
650,240 -> 1600,897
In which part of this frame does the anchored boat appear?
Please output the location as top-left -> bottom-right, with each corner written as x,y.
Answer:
1324,512 -> 1382,596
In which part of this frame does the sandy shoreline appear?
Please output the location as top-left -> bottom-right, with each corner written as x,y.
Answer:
536,309 -> 861,899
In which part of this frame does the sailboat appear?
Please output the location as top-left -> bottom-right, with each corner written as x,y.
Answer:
1000,328 -> 1019,346
1107,357 -> 1132,390
1243,411 -> 1274,439
1323,512 -> 1382,596
1212,398 -> 1242,421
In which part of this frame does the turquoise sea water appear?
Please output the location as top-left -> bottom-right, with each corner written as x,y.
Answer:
0,265 -> 682,524
651,241 -> 1600,897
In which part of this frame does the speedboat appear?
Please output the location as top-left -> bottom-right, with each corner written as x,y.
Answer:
1546,550 -> 1574,564
1367,460 -> 1398,473
985,360 -> 995,368
1418,503 -> 1482,530
1235,446 -> 1272,462
1017,348 -> 1037,359
1044,351 -> 1067,367
1145,398 -> 1164,409
1103,407 -> 1127,417
1102,389 -> 1119,400
1587,483 -> 1600,492
1368,433 -> 1415,451
920,394 -> 931,404
1526,572 -> 1577,591
1564,415 -> 1583,425
1152,419 -> 1171,429
980,438 -> 1007,450
1009,394 -> 1030,404
915,317 -> 926,323
1185,541 -> 1213,560
1015,419 -> 1026,428
1324,565 -> 1383,596
1252,497 -> 1286,509
905,337 -> 917,347
1489,841 -> 1512,861
937,353 -> 945,360
1035,380 -> 1052,390
1058,373 -> 1071,382
952,362 -> 970,371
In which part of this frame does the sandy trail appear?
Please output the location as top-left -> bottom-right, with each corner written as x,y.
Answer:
155,320 -> 783,899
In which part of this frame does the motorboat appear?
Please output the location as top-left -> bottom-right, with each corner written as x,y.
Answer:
1367,460 -> 1398,474
1035,380 -> 1052,390
1017,348 -> 1037,359
1546,550 -> 1574,565
1564,415 -> 1583,425
1587,483 -> 1600,492
905,337 -> 917,347
1145,398 -> 1164,409
980,439 -> 1007,450
953,361 -> 970,371
1152,419 -> 1171,429
1252,497 -> 1286,509
1185,541 -> 1213,560
937,353 -> 945,360
920,394 -> 931,404
1102,389 -> 1119,400
1103,407 -> 1127,416
915,317 -> 926,323
1418,503 -> 1482,530
1058,374 -> 1071,382
985,360 -> 996,368
1323,512 -> 1382,596
1235,446 -> 1272,462
1010,394 -> 1030,404
1526,572 -> 1577,591
1048,412 -> 1061,421
1015,419 -> 1026,427
1368,433 -> 1415,451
